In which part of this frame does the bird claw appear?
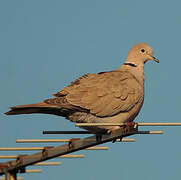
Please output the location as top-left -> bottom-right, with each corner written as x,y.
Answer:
123,121 -> 137,134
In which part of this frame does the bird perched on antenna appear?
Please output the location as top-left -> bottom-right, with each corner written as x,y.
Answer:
5,43 -> 159,133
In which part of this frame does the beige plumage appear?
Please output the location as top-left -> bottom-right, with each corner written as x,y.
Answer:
5,43 -> 159,133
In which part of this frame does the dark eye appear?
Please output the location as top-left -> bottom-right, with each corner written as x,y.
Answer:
141,49 -> 145,53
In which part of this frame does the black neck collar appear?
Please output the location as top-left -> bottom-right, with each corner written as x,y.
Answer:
123,62 -> 137,67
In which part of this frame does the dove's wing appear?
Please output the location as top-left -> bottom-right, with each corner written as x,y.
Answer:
54,71 -> 143,117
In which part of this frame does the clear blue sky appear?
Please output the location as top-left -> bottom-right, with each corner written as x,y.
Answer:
0,0 -> 181,180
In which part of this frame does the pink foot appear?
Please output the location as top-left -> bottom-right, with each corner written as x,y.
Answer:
107,126 -> 121,134
124,121 -> 137,134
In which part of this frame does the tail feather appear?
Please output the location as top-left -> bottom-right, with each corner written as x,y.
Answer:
5,102 -> 65,116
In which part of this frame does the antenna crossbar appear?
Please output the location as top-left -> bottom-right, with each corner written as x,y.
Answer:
75,122 -> 181,126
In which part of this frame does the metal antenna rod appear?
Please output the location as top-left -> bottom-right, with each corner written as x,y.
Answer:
43,131 -> 106,135
0,146 -> 108,151
75,122 -> 181,126
33,162 -> 61,166
0,155 -> 85,159
16,138 -> 136,143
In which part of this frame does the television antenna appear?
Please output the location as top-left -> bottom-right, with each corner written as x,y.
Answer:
0,122 -> 181,180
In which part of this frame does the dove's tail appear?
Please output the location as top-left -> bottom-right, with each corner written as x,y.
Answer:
5,102 -> 64,116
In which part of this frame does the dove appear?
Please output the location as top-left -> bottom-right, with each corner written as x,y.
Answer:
5,43 -> 159,133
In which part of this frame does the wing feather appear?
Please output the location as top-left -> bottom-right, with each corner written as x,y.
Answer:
54,71 -> 143,117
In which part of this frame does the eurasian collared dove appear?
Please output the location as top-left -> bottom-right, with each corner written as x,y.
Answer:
5,43 -> 159,133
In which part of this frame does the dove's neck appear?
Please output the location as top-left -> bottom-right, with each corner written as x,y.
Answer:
117,61 -> 145,85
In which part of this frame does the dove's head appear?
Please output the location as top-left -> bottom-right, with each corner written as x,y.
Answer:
126,43 -> 159,65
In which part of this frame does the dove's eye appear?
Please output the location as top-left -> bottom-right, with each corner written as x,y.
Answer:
141,49 -> 145,53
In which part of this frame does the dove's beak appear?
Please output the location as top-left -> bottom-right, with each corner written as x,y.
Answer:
149,55 -> 159,63
152,56 -> 159,63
